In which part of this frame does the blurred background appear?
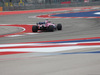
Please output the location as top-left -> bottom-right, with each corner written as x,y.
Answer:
0,0 -> 100,11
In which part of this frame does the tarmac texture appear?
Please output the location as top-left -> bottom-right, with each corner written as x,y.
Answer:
0,8 -> 100,75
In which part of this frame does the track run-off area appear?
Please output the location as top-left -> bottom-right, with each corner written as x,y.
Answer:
0,6 -> 100,75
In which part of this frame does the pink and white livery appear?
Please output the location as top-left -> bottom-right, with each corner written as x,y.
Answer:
32,19 -> 62,32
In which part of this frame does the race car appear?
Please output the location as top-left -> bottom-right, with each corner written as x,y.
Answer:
32,20 -> 62,32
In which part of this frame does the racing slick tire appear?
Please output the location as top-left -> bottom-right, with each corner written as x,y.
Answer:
57,24 -> 62,30
47,25 -> 54,32
32,26 -> 38,32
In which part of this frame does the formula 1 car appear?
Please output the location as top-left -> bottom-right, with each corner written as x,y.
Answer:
32,20 -> 62,32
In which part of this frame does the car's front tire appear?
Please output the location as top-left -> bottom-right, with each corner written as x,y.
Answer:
57,24 -> 62,30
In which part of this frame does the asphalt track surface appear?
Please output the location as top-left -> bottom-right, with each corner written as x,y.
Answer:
0,9 -> 100,75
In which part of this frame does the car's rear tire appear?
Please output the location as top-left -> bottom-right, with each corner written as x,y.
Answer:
32,26 -> 38,32
57,24 -> 62,30
48,25 -> 54,32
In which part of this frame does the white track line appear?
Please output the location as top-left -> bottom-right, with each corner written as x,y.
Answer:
0,46 -> 100,52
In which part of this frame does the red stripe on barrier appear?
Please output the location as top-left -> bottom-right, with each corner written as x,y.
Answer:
0,6 -> 99,15
0,8 -> 72,15
61,1 -> 71,4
